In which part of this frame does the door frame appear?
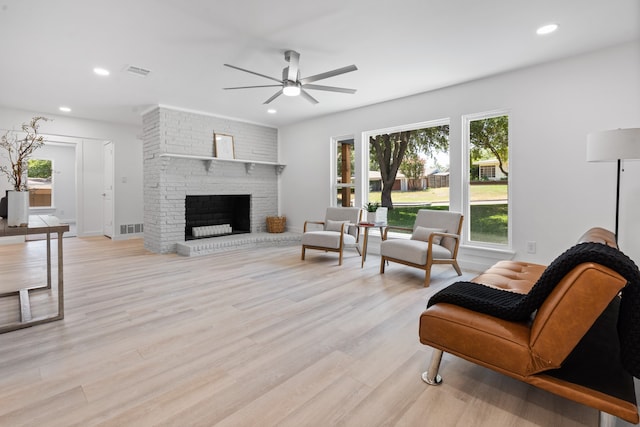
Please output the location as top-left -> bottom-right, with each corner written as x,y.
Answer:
102,141 -> 114,238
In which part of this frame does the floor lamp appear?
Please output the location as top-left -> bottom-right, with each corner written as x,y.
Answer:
587,128 -> 640,241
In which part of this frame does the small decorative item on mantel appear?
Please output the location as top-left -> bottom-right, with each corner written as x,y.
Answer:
266,216 -> 286,233
0,116 -> 49,227
214,133 -> 235,160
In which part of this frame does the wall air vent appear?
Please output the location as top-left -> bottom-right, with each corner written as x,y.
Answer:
120,223 -> 144,234
125,65 -> 151,77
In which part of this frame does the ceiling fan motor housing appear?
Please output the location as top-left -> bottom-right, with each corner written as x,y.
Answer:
284,50 -> 300,64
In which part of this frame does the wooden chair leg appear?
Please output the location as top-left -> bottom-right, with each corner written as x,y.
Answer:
424,264 -> 432,287
452,261 -> 462,276
338,249 -> 343,266
380,257 -> 386,274
301,246 -> 306,260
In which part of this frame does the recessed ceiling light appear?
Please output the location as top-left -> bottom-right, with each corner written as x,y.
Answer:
59,106 -> 71,112
267,109 -> 277,114
536,23 -> 559,35
93,67 -> 110,76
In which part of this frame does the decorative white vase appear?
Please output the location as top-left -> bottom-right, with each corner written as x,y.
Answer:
366,211 -> 377,223
375,207 -> 388,223
7,190 -> 29,227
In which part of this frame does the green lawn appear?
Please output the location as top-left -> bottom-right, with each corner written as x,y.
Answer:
368,184 -> 507,204
374,184 -> 508,244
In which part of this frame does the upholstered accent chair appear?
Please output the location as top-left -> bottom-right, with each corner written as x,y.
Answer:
380,209 -> 463,286
301,207 -> 362,265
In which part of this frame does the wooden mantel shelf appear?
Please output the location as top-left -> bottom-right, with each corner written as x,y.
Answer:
159,153 -> 286,174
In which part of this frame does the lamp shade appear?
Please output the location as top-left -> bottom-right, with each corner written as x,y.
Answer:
587,128 -> 640,162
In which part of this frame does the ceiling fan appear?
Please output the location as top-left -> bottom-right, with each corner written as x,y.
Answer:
223,50 -> 357,105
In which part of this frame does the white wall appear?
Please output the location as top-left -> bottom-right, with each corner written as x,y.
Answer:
0,107 -> 143,238
279,41 -> 640,267
2,42 -> 638,264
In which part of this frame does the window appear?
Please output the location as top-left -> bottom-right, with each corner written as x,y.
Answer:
465,112 -> 509,246
479,165 -> 496,180
366,120 -> 450,228
334,138 -> 355,207
27,158 -> 53,208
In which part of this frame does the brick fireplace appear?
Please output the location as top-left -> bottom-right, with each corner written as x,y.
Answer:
142,106 -> 280,254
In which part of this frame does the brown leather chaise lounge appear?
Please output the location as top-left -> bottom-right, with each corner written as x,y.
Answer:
419,228 -> 640,424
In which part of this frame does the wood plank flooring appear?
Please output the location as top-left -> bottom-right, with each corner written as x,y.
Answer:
0,237 -> 598,426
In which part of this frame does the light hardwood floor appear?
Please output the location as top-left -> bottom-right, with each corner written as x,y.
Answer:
0,237 -> 598,426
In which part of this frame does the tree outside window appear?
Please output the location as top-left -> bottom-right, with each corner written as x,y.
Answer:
335,139 -> 355,207
368,123 -> 450,228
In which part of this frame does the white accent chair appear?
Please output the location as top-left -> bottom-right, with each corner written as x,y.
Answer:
301,207 -> 362,265
380,209 -> 463,286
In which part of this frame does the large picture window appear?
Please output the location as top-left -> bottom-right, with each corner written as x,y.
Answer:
465,112 -> 509,246
366,120 -> 450,228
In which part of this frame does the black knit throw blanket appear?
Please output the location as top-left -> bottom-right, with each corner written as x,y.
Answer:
426,242 -> 640,378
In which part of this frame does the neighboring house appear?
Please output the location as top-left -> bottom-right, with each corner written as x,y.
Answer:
369,168 -> 449,192
369,170 -> 406,192
474,159 -> 508,181
427,171 -> 450,188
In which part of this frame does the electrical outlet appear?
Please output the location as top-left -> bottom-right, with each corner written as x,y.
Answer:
527,241 -> 536,254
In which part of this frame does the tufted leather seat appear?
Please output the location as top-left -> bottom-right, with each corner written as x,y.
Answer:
470,260 -> 546,293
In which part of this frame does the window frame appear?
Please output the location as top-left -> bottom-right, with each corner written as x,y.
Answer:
462,109 -> 512,249
330,135 -> 357,208
479,165 -> 496,180
27,157 -> 54,209
360,118 -> 451,208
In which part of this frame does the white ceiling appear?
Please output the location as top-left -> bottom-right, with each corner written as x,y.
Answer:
0,0 -> 638,128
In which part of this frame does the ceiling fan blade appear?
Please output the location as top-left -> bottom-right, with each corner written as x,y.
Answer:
300,89 -> 319,105
285,50 -> 300,82
263,89 -> 283,104
302,84 -> 357,94
299,65 -> 358,84
224,64 -> 283,84
224,84 -> 283,90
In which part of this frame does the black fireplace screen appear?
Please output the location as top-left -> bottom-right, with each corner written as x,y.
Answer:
185,194 -> 250,240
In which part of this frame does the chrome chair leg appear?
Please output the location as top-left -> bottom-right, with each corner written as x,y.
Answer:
599,411 -> 616,427
421,349 -> 443,385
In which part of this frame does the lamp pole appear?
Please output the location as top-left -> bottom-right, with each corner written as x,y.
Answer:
615,159 -> 621,243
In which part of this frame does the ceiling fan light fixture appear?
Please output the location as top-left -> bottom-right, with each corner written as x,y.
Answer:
282,81 -> 301,97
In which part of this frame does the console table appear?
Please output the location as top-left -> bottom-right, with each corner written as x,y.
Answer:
0,215 -> 69,333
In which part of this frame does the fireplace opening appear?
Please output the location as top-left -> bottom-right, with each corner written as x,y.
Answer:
185,194 -> 250,240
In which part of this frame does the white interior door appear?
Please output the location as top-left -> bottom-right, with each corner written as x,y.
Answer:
103,142 -> 114,237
